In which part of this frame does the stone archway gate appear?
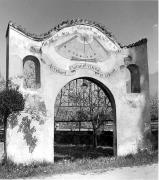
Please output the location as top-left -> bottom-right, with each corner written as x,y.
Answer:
5,19 -> 151,164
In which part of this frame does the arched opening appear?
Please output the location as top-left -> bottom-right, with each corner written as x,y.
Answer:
127,64 -> 140,93
54,77 -> 117,161
23,55 -> 41,89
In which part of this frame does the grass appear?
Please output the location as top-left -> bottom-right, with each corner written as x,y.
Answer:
54,144 -> 113,161
0,145 -> 158,179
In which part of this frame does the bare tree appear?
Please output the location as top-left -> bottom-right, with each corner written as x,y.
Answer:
55,79 -> 113,147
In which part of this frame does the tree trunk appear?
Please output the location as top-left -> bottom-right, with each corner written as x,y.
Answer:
93,129 -> 97,148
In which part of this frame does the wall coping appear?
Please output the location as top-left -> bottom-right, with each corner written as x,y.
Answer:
6,19 -> 147,48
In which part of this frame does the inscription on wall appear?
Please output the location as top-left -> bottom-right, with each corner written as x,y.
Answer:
49,63 -> 116,78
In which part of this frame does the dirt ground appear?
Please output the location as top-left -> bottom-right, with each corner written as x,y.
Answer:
35,163 -> 158,180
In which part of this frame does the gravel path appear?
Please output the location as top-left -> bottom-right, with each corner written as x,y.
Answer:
31,163 -> 158,180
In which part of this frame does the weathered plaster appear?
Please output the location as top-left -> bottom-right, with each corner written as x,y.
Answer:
6,21 -> 151,164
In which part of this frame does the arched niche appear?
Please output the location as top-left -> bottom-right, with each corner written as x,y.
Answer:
127,64 -> 140,93
23,55 -> 41,89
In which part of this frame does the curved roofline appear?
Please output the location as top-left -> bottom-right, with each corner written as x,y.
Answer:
7,19 -> 147,48
7,19 -> 120,44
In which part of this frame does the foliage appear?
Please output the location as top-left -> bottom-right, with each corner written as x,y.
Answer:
14,94 -> 46,152
18,116 -> 37,153
75,110 -> 88,122
0,79 -> 5,92
150,95 -> 158,120
0,87 -> 25,157
0,88 -> 25,120
8,113 -> 19,129
0,79 -> 5,126
24,94 -> 46,124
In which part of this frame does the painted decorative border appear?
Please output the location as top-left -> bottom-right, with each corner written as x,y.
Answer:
49,63 -> 117,78
7,19 -> 147,48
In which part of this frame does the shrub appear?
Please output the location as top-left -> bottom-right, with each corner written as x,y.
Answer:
0,88 -> 25,158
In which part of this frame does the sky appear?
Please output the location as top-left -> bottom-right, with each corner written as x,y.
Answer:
0,0 -> 158,77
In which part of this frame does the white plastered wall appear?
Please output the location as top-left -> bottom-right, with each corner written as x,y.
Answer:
6,25 -> 151,164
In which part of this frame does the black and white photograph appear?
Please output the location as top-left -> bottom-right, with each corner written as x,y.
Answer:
0,0 -> 158,179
